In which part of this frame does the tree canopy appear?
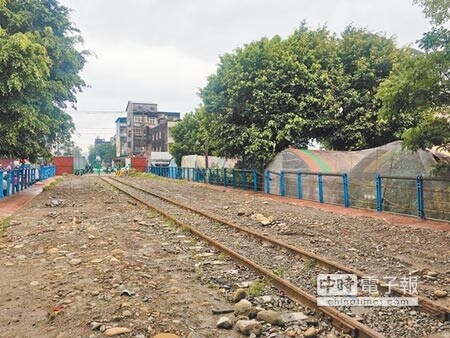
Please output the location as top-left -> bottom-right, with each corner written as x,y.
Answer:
0,0 -> 87,161
88,142 -> 115,165
199,24 -> 407,168
378,0 -> 449,152
169,106 -> 215,166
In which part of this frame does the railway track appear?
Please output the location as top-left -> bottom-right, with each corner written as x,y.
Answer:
102,176 -> 449,337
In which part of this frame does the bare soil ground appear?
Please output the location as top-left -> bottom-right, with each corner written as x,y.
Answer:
0,176 -> 247,338
0,176 -> 335,338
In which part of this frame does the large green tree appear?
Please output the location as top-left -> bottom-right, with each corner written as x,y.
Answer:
169,106 -> 214,166
200,24 -> 405,168
0,0 -> 87,161
378,0 -> 449,152
318,27 -> 407,150
201,27 -> 340,169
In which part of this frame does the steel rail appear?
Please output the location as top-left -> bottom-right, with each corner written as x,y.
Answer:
107,176 -> 450,321
102,177 -> 384,338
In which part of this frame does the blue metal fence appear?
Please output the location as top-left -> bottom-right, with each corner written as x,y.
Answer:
148,166 -> 264,191
148,166 -> 450,221
0,165 -> 56,201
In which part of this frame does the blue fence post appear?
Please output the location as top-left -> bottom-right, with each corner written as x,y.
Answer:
6,171 -> 11,196
15,169 -> 20,193
216,168 -> 220,185
0,170 -> 3,199
252,170 -> 257,191
203,169 -> 206,183
280,171 -> 285,196
11,170 -> 15,194
297,173 -> 302,199
19,168 -> 24,191
232,169 -> 236,188
318,173 -> 324,203
416,175 -> 425,219
342,173 -> 349,207
242,170 -> 247,190
375,174 -> 383,212
224,168 -> 227,187
265,170 -> 271,194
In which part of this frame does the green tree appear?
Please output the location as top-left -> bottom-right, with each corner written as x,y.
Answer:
200,24 -> 405,168
318,27 -> 407,150
170,106 -> 213,166
88,143 -> 116,165
201,27 -> 341,169
378,0 -> 449,152
413,0 -> 450,25
0,0 -> 87,161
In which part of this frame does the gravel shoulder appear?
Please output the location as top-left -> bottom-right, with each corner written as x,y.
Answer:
123,176 -> 450,306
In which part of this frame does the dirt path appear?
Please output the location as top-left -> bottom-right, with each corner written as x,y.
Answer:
0,177 -> 244,338
0,176 -> 334,338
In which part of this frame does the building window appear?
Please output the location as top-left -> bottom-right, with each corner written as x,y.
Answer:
134,115 -> 142,123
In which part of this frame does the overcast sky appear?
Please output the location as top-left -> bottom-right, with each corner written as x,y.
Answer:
58,0 -> 432,152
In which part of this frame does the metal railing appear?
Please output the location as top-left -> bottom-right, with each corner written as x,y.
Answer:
149,167 -> 264,192
0,165 -> 56,200
149,166 -> 450,222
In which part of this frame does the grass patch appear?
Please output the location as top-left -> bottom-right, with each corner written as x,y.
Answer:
181,224 -> 191,233
248,280 -> 265,297
43,177 -> 63,191
304,259 -> 317,271
273,267 -> 286,278
166,220 -> 177,230
128,171 -> 159,179
146,210 -> 159,218
207,282 -> 219,289
217,253 -> 228,261
0,217 -> 11,234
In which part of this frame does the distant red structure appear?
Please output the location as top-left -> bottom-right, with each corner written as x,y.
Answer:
131,157 -> 147,172
0,158 -> 15,169
53,156 -> 73,175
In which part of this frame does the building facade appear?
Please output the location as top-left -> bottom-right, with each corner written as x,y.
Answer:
115,117 -> 127,157
125,101 -> 180,155
147,118 -> 179,152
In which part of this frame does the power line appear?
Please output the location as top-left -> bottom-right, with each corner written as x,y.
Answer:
66,110 -> 125,114
75,127 -> 116,130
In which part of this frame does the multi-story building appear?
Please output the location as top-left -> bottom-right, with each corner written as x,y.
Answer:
125,101 -> 180,155
147,117 -> 180,152
114,117 -> 127,157
94,137 -> 106,146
